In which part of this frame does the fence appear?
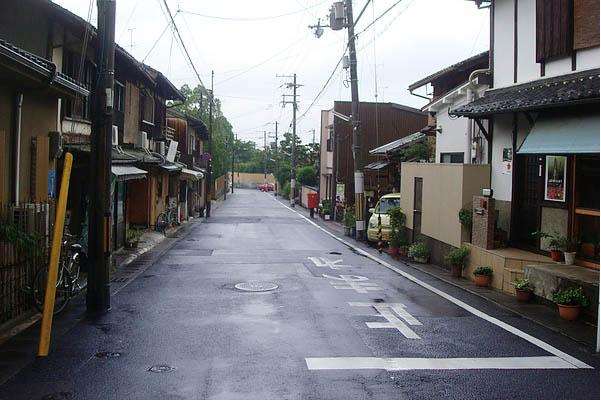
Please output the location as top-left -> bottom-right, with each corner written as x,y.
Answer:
213,175 -> 227,200
0,202 -> 53,326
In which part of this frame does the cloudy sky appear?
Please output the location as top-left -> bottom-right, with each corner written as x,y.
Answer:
52,0 -> 489,146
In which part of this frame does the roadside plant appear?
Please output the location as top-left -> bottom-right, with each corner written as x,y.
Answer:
473,266 -> 493,276
389,229 -> 405,248
532,231 -> 563,251
458,208 -> 472,228
558,235 -> 578,253
552,287 -> 590,307
512,278 -> 534,292
343,207 -> 355,228
445,246 -> 470,268
388,207 -> 406,230
0,222 -> 40,259
321,199 -> 332,215
408,242 -> 429,259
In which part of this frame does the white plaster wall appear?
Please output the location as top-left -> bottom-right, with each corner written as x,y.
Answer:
491,115 -> 513,201
517,0 -> 539,83
493,0 -> 515,88
435,103 -> 469,162
577,46 -> 600,70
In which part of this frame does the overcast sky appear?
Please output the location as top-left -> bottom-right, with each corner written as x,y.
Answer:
53,0 -> 489,146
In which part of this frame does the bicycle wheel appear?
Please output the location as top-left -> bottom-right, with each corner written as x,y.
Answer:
156,212 -> 168,233
33,266 -> 71,315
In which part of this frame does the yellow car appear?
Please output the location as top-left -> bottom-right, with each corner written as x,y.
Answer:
367,193 -> 401,243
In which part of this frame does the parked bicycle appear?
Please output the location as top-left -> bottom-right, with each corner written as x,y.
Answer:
155,206 -> 179,233
32,232 -> 86,315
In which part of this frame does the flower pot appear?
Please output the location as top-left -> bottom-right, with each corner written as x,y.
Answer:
388,247 -> 399,257
344,226 -> 351,236
515,289 -> 532,302
450,264 -> 462,278
474,274 -> 492,287
413,256 -> 428,264
324,214 -> 330,221
398,247 -> 408,257
550,250 -> 563,262
563,252 -> 576,265
557,304 -> 581,321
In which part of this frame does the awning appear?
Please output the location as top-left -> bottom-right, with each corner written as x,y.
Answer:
364,161 -> 390,170
180,168 -> 204,181
159,161 -> 182,173
369,132 -> 426,155
111,165 -> 147,181
517,114 -> 600,154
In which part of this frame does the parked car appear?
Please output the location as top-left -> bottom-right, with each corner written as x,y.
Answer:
257,183 -> 274,192
367,193 -> 401,242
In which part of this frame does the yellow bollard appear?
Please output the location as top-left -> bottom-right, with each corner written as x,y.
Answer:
38,152 -> 73,357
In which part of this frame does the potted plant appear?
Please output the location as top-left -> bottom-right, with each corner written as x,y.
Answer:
408,242 -> 429,263
532,231 -> 563,262
552,287 -> 590,321
125,228 -> 142,249
445,246 -> 470,278
512,278 -> 534,302
559,236 -> 578,265
473,266 -> 493,287
321,199 -> 332,220
343,207 -> 355,236
398,236 -> 410,258
388,230 -> 402,257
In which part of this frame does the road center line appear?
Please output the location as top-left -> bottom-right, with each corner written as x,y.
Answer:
272,197 -> 592,369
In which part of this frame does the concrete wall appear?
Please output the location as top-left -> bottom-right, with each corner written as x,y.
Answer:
231,172 -> 276,189
300,185 -> 318,209
400,163 -> 491,248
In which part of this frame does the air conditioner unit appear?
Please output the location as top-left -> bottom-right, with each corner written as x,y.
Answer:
159,141 -> 166,155
166,140 -> 178,162
138,131 -> 148,149
112,125 -> 119,146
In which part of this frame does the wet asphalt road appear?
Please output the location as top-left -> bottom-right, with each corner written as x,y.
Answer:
0,189 -> 599,399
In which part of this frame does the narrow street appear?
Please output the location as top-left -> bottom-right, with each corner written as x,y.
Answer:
0,189 -> 598,399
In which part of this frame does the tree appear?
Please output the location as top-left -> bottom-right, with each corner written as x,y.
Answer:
296,165 -> 317,187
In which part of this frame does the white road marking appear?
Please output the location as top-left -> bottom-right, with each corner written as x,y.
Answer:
323,274 -> 382,293
307,256 -> 350,270
305,356 -> 578,371
272,197 -> 593,369
349,302 -> 422,339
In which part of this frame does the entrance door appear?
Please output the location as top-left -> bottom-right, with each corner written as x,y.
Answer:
513,155 -> 543,249
113,181 -> 126,250
412,177 -> 423,241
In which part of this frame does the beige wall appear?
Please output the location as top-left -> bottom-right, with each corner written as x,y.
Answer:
400,163 -> 491,248
231,172 -> 276,189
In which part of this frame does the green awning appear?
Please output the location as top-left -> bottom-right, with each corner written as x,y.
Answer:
517,114 -> 599,154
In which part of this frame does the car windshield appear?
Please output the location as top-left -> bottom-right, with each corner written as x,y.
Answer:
378,197 -> 400,214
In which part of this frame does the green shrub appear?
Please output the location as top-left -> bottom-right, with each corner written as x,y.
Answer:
473,266 -> 493,276
408,242 -> 429,259
513,278 -> 534,291
320,199 -> 332,215
296,165 -> 317,187
343,207 -> 355,228
532,231 -> 563,251
458,208 -> 472,228
445,246 -> 470,267
552,287 -> 590,307
282,182 -> 291,198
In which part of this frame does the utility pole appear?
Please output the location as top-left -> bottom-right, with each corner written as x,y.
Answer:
206,70 -> 214,217
263,130 -> 267,180
309,0 -> 366,240
274,121 -> 278,196
87,0 -> 115,314
231,133 -> 235,194
278,73 -> 300,207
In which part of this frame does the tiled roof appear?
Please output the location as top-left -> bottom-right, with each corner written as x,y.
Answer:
451,69 -> 600,117
408,51 -> 489,91
0,38 -> 89,97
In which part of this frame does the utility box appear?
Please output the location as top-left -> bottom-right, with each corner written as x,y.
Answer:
307,192 -> 319,209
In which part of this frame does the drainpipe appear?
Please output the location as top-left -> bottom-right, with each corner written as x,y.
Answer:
13,93 -> 23,204
467,68 -> 491,164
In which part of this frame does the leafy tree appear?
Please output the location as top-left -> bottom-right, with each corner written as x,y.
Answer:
296,165 -> 317,187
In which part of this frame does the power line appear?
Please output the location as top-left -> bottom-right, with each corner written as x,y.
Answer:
355,0 -> 405,37
160,0 -> 205,87
178,1 -> 328,22
142,17 -> 175,62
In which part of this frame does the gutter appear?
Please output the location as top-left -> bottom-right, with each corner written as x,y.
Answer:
409,88 -> 431,101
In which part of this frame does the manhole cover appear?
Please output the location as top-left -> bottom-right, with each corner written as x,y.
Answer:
148,364 -> 176,373
95,351 -> 121,359
234,281 -> 278,292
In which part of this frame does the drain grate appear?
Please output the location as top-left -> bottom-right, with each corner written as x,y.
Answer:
234,281 -> 278,292
95,351 -> 121,359
148,364 -> 176,373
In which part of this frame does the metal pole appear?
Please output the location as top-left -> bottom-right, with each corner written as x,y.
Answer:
264,131 -> 267,180
206,70 -> 214,217
231,133 -> 235,194
274,121 -> 278,196
87,0 -> 115,314
345,0 -> 365,240
290,73 -> 297,207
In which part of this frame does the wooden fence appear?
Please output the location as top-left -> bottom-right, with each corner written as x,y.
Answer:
0,202 -> 53,326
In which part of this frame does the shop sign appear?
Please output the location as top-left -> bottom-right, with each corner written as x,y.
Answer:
545,155 -> 566,202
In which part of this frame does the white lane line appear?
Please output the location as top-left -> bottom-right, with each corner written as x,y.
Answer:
305,356 -> 578,371
272,197 -> 593,369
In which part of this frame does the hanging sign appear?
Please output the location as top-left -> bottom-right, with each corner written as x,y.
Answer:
544,155 -> 566,202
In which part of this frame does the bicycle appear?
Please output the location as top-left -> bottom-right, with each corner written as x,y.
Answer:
32,233 -> 85,315
156,206 -> 179,233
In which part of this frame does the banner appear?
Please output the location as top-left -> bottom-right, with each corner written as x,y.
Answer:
545,155 -> 566,202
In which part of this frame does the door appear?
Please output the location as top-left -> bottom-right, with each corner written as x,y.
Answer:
513,155 -> 543,249
412,177 -> 423,241
113,181 -> 126,250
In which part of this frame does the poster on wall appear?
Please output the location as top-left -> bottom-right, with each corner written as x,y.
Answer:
501,147 -> 512,175
545,155 -> 567,202
335,183 -> 345,203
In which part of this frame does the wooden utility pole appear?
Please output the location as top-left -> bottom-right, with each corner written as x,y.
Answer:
231,133 -> 235,194
345,0 -> 365,240
291,73 -> 297,207
206,70 -> 214,217
274,121 -> 278,196
263,131 -> 267,180
87,0 -> 115,314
